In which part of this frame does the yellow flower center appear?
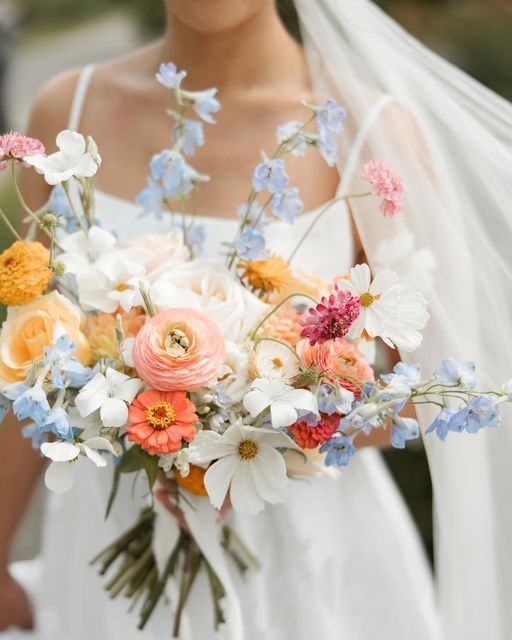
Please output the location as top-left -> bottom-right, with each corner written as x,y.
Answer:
145,401 -> 176,430
115,283 -> 129,292
272,357 -> 284,370
359,292 -> 375,308
238,440 -> 258,460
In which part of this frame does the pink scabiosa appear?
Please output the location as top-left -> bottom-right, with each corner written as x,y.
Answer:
0,132 -> 45,170
361,159 -> 404,216
300,285 -> 361,345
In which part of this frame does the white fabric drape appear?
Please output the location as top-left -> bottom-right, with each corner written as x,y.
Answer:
295,1 -> 512,638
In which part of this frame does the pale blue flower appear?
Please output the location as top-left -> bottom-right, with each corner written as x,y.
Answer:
271,187 -> 304,223
48,185 -> 77,231
390,415 -> 420,449
190,88 -> 221,124
425,408 -> 457,441
382,362 -> 422,387
318,383 -> 354,416
237,202 -> 268,230
136,178 -> 166,219
448,396 -> 500,434
316,99 -> 347,135
320,434 -> 356,467
22,423 -> 47,449
236,229 -> 267,260
0,394 -> 9,423
296,409 -> 320,427
186,222 -> 206,255
11,386 -> 51,424
252,159 -> 288,193
156,62 -> 187,90
150,150 -> 186,194
43,335 -> 94,389
317,129 -> 338,167
276,121 -> 308,157
435,358 -> 476,389
173,119 -> 204,156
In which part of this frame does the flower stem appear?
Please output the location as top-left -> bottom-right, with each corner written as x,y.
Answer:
62,181 -> 89,234
0,204 -> 22,241
10,163 -> 53,240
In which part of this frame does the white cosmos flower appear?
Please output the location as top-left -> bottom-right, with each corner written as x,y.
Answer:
25,130 -> 101,185
188,422 -> 297,514
41,437 -> 115,493
75,368 -> 143,428
337,263 -> 429,352
253,340 -> 300,383
243,378 -> 318,429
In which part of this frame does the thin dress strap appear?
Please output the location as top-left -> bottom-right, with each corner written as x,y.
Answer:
67,64 -> 96,131
338,94 -> 394,194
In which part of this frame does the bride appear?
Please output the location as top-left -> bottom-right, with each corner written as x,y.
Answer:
1,1 -> 511,639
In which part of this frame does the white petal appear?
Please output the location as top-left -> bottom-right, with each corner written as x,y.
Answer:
41,440 -> 79,462
100,397 -> 128,428
250,446 -> 288,504
83,436 -> 116,455
188,431 -> 235,464
44,461 -> 76,493
75,373 -> 108,417
370,268 -> 398,295
285,388 -> 318,413
229,461 -> 265,515
56,130 -> 86,158
270,401 -> 298,429
204,455 -> 239,509
257,430 -> 298,450
118,378 -> 143,404
243,388 -> 270,417
349,264 -> 371,293
74,152 -> 98,177
79,444 -> 107,467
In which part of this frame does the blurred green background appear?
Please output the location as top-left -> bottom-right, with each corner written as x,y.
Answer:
1,0 -> 511,563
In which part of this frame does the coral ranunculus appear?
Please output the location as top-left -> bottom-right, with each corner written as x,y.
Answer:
0,291 -> 91,387
297,337 -> 374,396
132,308 -> 225,391
0,240 -> 53,306
127,389 -> 198,455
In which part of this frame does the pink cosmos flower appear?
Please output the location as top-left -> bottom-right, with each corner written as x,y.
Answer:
300,285 -> 360,345
361,159 -> 404,216
0,132 -> 45,171
132,308 -> 225,391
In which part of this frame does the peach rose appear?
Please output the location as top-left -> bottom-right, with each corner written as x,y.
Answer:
297,337 -> 374,396
132,308 -> 225,391
0,291 -> 91,387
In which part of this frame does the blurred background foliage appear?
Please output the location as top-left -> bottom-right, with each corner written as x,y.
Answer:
1,0 -> 511,563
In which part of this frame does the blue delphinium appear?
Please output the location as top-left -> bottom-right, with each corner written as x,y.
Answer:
43,335 -> 94,390
315,99 -> 347,136
186,222 -> 206,255
156,62 -> 187,90
236,229 -> 267,260
448,396 -> 500,434
318,383 -> 354,416
150,150 -> 186,194
425,408 -> 457,441
317,130 -> 338,167
173,119 -> 204,156
382,362 -> 422,387
48,185 -> 80,232
276,121 -> 309,157
136,178 -> 166,220
252,159 -> 288,193
188,88 -> 221,124
271,187 -> 304,223
434,358 -> 476,389
8,385 -> 51,424
0,394 -> 9,423
390,415 -> 420,449
320,434 -> 356,467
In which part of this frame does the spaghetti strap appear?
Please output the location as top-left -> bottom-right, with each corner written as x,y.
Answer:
68,64 -> 96,131
338,94 -> 394,194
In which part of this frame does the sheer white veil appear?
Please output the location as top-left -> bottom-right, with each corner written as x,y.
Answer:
294,1 -> 512,639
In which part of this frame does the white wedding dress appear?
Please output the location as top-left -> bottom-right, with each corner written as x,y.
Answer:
5,67 -> 442,640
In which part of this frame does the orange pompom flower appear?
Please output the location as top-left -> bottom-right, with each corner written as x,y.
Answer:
175,464 -> 208,497
0,240 -> 53,306
127,389 -> 198,455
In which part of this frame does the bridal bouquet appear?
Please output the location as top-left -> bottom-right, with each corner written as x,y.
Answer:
0,62 -> 510,635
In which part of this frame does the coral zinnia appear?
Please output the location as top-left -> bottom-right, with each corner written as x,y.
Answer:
239,254 -> 292,295
300,284 -> 360,345
0,240 -> 53,306
289,413 -> 340,449
297,337 -> 374,397
127,389 -> 198,455
175,464 -> 208,497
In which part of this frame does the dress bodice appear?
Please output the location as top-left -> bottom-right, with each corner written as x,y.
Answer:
94,188 -> 355,280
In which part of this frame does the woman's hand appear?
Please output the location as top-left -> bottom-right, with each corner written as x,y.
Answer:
0,570 -> 34,631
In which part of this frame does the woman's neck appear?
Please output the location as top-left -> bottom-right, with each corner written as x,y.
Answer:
158,5 -> 307,93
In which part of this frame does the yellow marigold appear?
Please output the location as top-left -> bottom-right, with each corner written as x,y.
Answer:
239,255 -> 292,296
262,305 -> 303,347
175,464 -> 208,497
85,307 -> 145,365
0,240 -> 53,306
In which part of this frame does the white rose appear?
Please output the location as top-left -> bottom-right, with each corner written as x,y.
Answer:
149,259 -> 268,341
119,230 -> 190,279
216,341 -> 251,403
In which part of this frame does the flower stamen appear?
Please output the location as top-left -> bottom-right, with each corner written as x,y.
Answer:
145,401 -> 176,430
359,292 -> 375,308
239,440 -> 258,460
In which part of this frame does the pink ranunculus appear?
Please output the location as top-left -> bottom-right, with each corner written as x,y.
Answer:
361,159 -> 404,216
0,132 -> 45,171
297,337 -> 374,397
132,308 -> 225,391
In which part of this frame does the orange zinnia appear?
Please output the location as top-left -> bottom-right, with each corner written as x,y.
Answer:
127,389 -> 198,456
